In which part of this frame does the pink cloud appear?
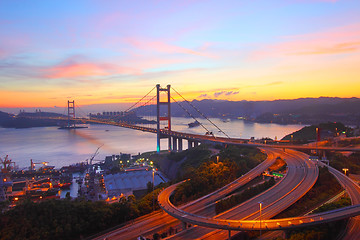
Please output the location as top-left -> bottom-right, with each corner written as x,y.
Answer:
0,49 -> 7,59
291,0 -> 339,2
44,60 -> 141,79
124,53 -> 192,71
0,33 -> 30,59
250,24 -> 360,60
124,38 -> 215,58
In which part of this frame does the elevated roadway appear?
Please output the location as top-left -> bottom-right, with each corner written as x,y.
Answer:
163,149 -> 318,239
94,148 -> 279,240
317,161 -> 360,240
158,160 -> 360,235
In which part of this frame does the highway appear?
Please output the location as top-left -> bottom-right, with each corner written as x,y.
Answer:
94,148 -> 279,240
259,157 -> 360,240
91,145 -> 360,240
158,158 -> 360,238
163,149 -> 318,239
317,161 -> 360,240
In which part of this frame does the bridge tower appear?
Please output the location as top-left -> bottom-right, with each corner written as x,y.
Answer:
156,84 -> 171,153
67,100 -> 76,128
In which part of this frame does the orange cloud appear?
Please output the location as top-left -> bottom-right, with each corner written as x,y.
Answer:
292,41 -> 360,55
0,91 -> 59,108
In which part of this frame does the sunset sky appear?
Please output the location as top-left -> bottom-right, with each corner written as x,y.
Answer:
0,0 -> 359,110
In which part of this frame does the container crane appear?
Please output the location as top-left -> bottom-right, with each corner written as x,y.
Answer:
86,145 -> 103,166
30,159 -> 49,171
0,155 -> 15,201
0,155 -> 15,174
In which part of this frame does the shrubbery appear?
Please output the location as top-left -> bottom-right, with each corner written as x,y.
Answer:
286,197 -> 351,240
172,145 -> 266,204
328,152 -> 360,174
276,166 -> 342,218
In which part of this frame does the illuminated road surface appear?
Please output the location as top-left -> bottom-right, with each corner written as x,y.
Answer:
162,149 -> 319,239
318,162 -> 360,240
158,156 -> 360,239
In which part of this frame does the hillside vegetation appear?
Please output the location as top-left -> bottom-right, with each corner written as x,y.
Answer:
0,188 -> 163,240
172,145 -> 266,204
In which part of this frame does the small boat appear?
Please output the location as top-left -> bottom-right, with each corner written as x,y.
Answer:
188,120 -> 200,128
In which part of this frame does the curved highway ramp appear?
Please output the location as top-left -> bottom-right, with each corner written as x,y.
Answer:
158,181 -> 360,232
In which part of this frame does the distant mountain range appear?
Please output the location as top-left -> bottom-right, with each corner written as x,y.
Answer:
0,111 -> 66,128
0,110 -> 154,128
1,97 -> 360,127
135,97 -> 360,125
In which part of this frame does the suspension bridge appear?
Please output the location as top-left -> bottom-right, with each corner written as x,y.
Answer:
27,84 -> 360,153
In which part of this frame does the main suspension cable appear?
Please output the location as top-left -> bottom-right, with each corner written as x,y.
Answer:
170,96 -> 212,134
125,86 -> 156,112
75,103 -> 88,119
171,87 -> 230,138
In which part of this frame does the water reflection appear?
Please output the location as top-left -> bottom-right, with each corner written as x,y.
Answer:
0,117 -> 304,168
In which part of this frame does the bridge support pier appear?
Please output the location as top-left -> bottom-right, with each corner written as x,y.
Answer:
178,138 -> 183,151
188,140 -> 193,149
172,137 -> 177,152
228,230 -> 231,240
182,221 -> 187,230
187,140 -> 201,150
284,230 -> 290,239
168,137 -> 172,152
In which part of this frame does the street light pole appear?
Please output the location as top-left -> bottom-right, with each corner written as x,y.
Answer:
259,202 -> 263,236
152,169 -> 155,212
315,127 -> 319,154
343,168 -> 349,176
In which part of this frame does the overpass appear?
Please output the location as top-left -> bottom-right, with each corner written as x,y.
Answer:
93,148 -> 317,240
157,177 -> 360,232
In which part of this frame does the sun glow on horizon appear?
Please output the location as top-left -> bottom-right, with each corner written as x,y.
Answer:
0,0 -> 359,109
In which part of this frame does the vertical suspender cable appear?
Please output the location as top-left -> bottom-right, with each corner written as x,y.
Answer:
171,87 -> 230,138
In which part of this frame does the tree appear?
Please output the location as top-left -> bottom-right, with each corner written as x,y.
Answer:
153,232 -> 160,240
65,192 -> 71,200
147,181 -> 153,193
